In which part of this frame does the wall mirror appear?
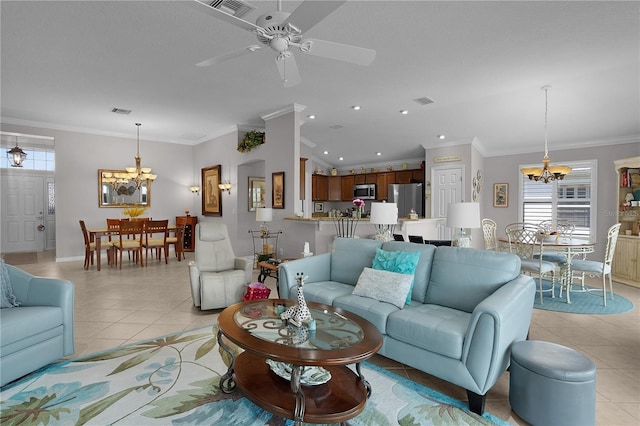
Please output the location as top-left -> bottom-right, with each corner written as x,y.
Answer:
98,169 -> 151,208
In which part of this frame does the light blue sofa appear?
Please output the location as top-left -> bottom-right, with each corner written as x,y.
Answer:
0,264 -> 75,387
279,238 -> 536,414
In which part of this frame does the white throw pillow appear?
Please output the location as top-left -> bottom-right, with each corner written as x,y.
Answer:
352,267 -> 413,309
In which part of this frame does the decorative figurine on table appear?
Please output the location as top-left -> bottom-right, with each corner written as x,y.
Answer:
280,273 -> 312,327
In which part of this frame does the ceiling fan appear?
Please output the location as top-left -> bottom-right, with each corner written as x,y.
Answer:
190,0 -> 376,87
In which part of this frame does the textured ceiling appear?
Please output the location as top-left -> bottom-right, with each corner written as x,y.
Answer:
1,1 -> 638,167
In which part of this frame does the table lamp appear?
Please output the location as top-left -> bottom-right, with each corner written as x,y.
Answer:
256,207 -> 273,237
370,202 -> 398,242
446,202 -> 480,247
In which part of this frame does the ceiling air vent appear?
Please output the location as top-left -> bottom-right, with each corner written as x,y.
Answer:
111,107 -> 132,115
206,0 -> 255,18
413,97 -> 435,106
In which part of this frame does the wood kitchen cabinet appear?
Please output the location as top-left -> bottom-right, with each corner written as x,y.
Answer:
412,169 -> 425,183
341,175 -> 354,201
395,170 -> 413,184
376,172 -> 394,201
328,176 -> 342,201
312,175 -> 328,201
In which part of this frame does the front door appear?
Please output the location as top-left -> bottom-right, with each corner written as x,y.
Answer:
431,166 -> 463,239
1,173 -> 49,252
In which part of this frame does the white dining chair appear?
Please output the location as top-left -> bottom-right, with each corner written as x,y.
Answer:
562,223 -> 621,306
505,222 -> 557,304
481,218 -> 498,250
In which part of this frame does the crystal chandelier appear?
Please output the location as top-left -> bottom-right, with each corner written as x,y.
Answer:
521,85 -> 571,183
124,123 -> 157,189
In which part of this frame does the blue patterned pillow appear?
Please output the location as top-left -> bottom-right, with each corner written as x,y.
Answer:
372,248 -> 420,304
0,259 -> 19,308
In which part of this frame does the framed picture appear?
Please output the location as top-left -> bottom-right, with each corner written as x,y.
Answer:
248,176 -> 265,212
314,202 -> 324,213
202,165 -> 222,216
272,171 -> 285,209
493,183 -> 508,208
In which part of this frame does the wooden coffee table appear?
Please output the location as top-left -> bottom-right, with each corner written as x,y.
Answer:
217,299 -> 383,425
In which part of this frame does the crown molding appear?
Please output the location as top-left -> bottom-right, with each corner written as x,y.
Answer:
260,103 -> 306,121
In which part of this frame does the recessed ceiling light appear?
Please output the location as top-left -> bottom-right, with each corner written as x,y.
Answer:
438,134 -> 446,140
338,157 -> 344,161
308,114 -> 316,119
376,152 -> 382,156
351,105 -> 361,110
323,150 -> 329,155
400,110 -> 408,115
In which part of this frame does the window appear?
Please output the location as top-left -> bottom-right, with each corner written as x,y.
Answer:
519,160 -> 596,240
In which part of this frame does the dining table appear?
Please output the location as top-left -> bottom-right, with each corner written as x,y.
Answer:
86,223 -> 178,271
498,236 -> 596,303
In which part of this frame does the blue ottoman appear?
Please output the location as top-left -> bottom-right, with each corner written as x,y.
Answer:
509,340 -> 596,426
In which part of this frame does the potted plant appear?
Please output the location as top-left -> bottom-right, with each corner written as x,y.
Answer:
237,131 -> 265,153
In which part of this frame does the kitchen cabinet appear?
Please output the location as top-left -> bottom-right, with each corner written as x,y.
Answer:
395,170 -> 413,184
412,169 -> 425,183
328,176 -> 342,201
341,175 -> 354,201
376,172 -> 394,201
312,175 -> 328,201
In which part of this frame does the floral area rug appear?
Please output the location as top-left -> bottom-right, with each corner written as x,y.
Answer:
0,324 -> 510,426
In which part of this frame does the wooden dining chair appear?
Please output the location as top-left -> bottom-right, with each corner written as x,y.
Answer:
79,220 -> 96,270
142,219 -> 169,264
107,218 -> 129,265
111,220 -> 145,269
166,216 -> 187,261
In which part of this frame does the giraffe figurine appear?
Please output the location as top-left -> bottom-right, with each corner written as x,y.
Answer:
280,272 -> 312,327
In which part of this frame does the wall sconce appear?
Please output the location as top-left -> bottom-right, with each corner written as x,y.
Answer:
218,181 -> 232,194
189,186 -> 200,194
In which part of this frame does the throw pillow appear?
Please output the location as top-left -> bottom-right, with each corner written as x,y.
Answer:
372,248 -> 420,304
0,259 -> 19,308
352,267 -> 413,309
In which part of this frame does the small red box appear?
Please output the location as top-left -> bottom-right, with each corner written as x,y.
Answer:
243,282 -> 271,301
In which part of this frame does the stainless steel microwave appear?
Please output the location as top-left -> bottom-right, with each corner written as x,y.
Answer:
353,184 -> 376,200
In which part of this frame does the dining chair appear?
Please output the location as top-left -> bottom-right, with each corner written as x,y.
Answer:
562,223 -> 621,306
111,220 -> 145,269
166,216 -> 187,261
142,219 -> 169,264
408,235 -> 424,244
481,218 -> 498,250
107,218 -> 129,265
393,233 -> 405,241
505,222 -> 557,304
536,220 -> 576,263
79,220 -> 96,270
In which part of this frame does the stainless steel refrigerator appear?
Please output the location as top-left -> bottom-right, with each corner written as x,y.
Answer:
388,183 -> 424,218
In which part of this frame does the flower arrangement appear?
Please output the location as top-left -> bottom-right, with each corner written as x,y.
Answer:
352,198 -> 365,209
237,130 -> 265,153
122,206 -> 147,218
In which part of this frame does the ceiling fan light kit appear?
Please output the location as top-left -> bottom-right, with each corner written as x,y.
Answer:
192,0 -> 376,87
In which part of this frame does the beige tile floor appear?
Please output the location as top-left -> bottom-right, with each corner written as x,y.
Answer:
7,251 -> 640,425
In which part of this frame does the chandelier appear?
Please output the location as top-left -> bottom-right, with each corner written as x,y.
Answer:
124,123 -> 157,189
7,137 -> 27,167
521,85 -> 571,183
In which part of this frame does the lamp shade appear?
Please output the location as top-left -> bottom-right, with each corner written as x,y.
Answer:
256,207 -> 273,222
370,202 -> 398,225
446,202 -> 480,229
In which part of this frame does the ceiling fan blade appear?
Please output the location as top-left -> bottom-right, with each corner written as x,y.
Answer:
282,1 -> 346,33
299,39 -> 376,66
275,53 -> 301,88
197,45 -> 262,67
188,0 -> 262,33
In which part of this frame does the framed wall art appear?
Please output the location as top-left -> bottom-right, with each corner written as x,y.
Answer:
272,171 -> 285,209
248,176 -> 265,212
202,165 -> 222,216
493,183 -> 508,208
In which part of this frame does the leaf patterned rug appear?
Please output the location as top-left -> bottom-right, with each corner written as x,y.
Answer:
0,324 -> 511,426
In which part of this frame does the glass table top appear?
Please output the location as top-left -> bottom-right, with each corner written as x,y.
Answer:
233,300 -> 364,350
